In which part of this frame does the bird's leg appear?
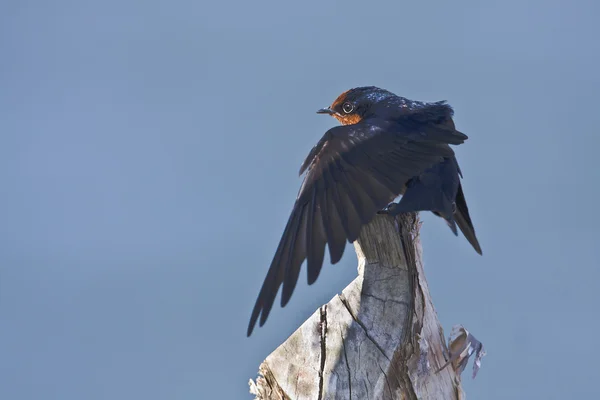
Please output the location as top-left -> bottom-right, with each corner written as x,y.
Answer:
377,202 -> 403,216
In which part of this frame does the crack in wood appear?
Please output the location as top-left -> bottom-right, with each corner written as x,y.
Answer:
318,305 -> 327,400
362,292 -> 411,309
379,364 -> 393,398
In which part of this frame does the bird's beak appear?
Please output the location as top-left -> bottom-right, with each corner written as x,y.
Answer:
316,107 -> 334,115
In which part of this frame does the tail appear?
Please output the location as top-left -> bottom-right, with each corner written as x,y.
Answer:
393,156 -> 482,255
454,182 -> 482,255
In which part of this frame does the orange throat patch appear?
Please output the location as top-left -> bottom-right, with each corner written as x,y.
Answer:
334,113 -> 362,125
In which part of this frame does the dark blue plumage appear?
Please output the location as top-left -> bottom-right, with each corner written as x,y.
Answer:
247,86 -> 481,336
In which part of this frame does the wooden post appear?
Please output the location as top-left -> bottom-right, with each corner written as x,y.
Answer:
249,213 -> 471,400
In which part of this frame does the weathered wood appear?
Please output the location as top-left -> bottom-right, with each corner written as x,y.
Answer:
250,213 -> 466,399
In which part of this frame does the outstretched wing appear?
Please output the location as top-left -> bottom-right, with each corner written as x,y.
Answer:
247,117 -> 468,336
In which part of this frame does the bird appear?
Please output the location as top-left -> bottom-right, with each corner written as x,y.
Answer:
247,86 -> 481,336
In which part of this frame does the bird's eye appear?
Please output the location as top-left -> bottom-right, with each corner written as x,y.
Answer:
342,102 -> 354,114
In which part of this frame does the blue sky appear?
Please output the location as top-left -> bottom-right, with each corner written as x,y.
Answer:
1,0 -> 599,398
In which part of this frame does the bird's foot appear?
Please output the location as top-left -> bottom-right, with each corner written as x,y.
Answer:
377,202 -> 402,216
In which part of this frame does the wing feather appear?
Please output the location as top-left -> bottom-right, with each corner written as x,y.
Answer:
247,116 -> 468,336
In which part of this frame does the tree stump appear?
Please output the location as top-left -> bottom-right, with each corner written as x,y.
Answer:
250,213 -> 472,399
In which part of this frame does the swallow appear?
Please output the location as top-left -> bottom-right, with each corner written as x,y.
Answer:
247,86 -> 481,336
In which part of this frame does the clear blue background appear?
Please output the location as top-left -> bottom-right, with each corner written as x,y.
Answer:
2,0 -> 599,398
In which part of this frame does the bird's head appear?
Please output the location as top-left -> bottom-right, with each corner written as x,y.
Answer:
316,86 -> 393,125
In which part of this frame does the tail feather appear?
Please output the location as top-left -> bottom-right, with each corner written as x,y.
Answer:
454,183 -> 482,255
